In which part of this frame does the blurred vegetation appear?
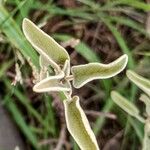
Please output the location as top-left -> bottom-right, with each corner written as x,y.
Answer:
0,0 -> 150,150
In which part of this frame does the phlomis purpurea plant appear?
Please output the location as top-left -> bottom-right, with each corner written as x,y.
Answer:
22,18 -> 128,150
111,70 -> 150,150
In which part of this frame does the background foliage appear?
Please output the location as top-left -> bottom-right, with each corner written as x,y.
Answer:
0,0 -> 150,149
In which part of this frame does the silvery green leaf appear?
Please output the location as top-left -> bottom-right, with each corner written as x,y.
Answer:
39,67 -> 48,81
39,55 -> 49,80
33,71 -> 70,93
62,59 -> 72,97
71,54 -> 128,88
39,55 -> 50,68
64,96 -> 99,150
140,94 -> 150,116
111,91 -> 145,123
62,59 -> 70,77
127,70 -> 150,97
63,80 -> 72,98
143,119 -> 150,150
22,18 -> 70,72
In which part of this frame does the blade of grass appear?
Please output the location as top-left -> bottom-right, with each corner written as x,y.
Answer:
93,98 -> 113,135
0,60 -> 13,78
128,117 -> 144,142
3,94 -> 39,149
0,5 -> 39,68
4,79 -> 54,135
44,94 -> 57,137
104,0 -> 150,11
106,15 -> 147,36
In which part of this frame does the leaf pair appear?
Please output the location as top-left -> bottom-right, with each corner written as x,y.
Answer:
111,71 -> 150,150
127,70 -> 150,117
111,70 -> 150,121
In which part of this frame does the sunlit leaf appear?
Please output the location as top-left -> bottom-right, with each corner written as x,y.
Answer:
63,59 -> 70,77
33,71 -> 70,93
143,119 -> 150,150
72,54 -> 128,88
62,60 -> 72,97
111,91 -> 145,123
127,70 -> 150,97
39,55 -> 50,68
64,96 -> 99,150
140,94 -> 150,116
22,18 -> 70,72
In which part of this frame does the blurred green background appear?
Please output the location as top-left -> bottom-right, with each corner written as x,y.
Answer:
0,0 -> 150,150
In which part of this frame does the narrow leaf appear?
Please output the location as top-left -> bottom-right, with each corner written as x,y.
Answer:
39,55 -> 50,68
111,91 -> 144,122
140,94 -> 150,116
33,71 -> 70,93
64,96 -> 99,150
0,6 -> 39,67
72,54 -> 128,88
63,59 -> 70,77
39,55 -> 49,80
22,18 -> 70,71
127,70 -> 150,97
143,120 -> 150,150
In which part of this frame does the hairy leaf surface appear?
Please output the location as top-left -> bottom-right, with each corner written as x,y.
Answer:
143,119 -> 150,150
140,94 -> 150,116
72,54 -> 128,88
33,71 -> 70,93
22,18 -> 70,72
127,70 -> 150,97
64,96 -> 99,150
111,91 -> 142,121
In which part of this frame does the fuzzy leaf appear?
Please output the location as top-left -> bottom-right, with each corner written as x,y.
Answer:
22,18 -> 70,72
63,59 -> 70,77
127,70 -> 150,97
140,94 -> 150,116
39,55 -> 49,80
143,119 -> 150,150
39,55 -> 50,68
64,96 -> 99,150
71,54 -> 128,88
111,91 -> 143,121
33,71 -> 70,93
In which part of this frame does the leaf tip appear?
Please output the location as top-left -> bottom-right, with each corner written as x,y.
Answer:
111,90 -> 117,100
126,69 -> 132,78
22,18 -> 30,30
121,54 -> 128,69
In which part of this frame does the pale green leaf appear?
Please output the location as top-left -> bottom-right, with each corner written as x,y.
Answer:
63,80 -> 72,98
22,18 -> 70,72
39,55 -> 50,68
63,59 -> 70,77
143,120 -> 150,150
62,60 -> 72,97
111,91 -> 145,123
140,94 -> 150,116
39,55 -> 50,80
127,70 -> 150,97
33,71 -> 70,93
71,54 -> 128,88
64,96 -> 99,150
